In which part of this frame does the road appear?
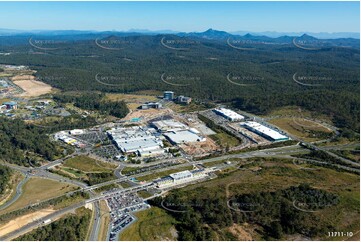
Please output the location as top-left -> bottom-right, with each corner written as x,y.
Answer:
1,107 -> 359,241
0,175 -> 29,210
0,182 -> 154,241
1,141 -> 358,241
230,108 -> 359,168
0,201 -> 86,241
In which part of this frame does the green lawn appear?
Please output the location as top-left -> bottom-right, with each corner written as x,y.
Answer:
63,155 -> 117,173
119,207 -> 177,241
209,131 -> 241,148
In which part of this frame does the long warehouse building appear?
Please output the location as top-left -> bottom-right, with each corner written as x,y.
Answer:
213,108 -> 244,121
242,121 -> 289,142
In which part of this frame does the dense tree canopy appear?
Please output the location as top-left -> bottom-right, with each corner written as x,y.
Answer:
1,34 -> 359,131
0,117 -> 62,166
0,165 -> 12,194
54,92 -> 129,118
151,184 -> 339,240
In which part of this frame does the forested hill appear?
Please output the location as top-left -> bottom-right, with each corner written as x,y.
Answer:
0,32 -> 359,131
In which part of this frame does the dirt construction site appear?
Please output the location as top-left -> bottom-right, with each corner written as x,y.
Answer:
11,74 -> 53,97
0,208 -> 55,237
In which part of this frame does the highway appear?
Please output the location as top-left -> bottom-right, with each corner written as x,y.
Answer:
1,108 -> 359,241
0,182 -> 154,241
0,201 -> 86,241
1,141 -> 358,241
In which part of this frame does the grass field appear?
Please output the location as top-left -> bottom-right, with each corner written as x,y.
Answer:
120,181 -> 132,188
63,155 -> 117,173
167,102 -> 211,113
121,167 -> 141,175
262,106 -> 333,123
119,207 -> 177,241
0,178 -> 77,215
136,166 -> 194,182
269,117 -> 333,142
105,93 -> 158,110
202,158 -> 243,168
209,131 -> 241,148
98,200 -> 111,241
137,190 -> 153,199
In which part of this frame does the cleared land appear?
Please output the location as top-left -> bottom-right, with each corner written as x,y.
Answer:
0,208 -> 55,237
12,74 -> 53,97
262,106 -> 333,123
269,117 -> 333,141
105,93 -> 158,111
97,200 -> 111,241
119,207 -> 177,241
0,178 -> 77,215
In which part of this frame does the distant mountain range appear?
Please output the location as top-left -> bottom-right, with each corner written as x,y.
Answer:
0,28 -> 359,39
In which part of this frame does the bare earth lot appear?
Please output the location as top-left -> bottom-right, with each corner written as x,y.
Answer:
0,208 -> 55,237
11,74 -> 53,97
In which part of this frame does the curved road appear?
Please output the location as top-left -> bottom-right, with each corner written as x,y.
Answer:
0,175 -> 29,210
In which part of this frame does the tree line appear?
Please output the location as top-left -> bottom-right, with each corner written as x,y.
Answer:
53,92 -> 129,118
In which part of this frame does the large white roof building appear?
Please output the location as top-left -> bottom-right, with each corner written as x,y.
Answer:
242,121 -> 289,141
214,108 -> 245,121
152,119 -> 189,132
107,126 -> 164,154
163,130 -> 206,144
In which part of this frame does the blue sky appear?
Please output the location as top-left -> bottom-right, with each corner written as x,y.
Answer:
0,1 -> 359,33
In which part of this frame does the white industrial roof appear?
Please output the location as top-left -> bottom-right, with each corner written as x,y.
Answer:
108,125 -> 163,153
243,121 -> 288,140
214,108 -> 244,120
115,138 -> 162,153
170,170 -> 193,180
164,130 -> 205,144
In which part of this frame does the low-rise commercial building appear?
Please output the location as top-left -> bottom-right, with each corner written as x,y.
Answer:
176,96 -> 192,105
213,108 -> 244,121
163,129 -> 206,144
139,102 -> 162,110
242,121 -> 289,142
163,91 -> 174,100
152,119 -> 189,132
107,126 -> 164,156
154,168 -> 209,187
